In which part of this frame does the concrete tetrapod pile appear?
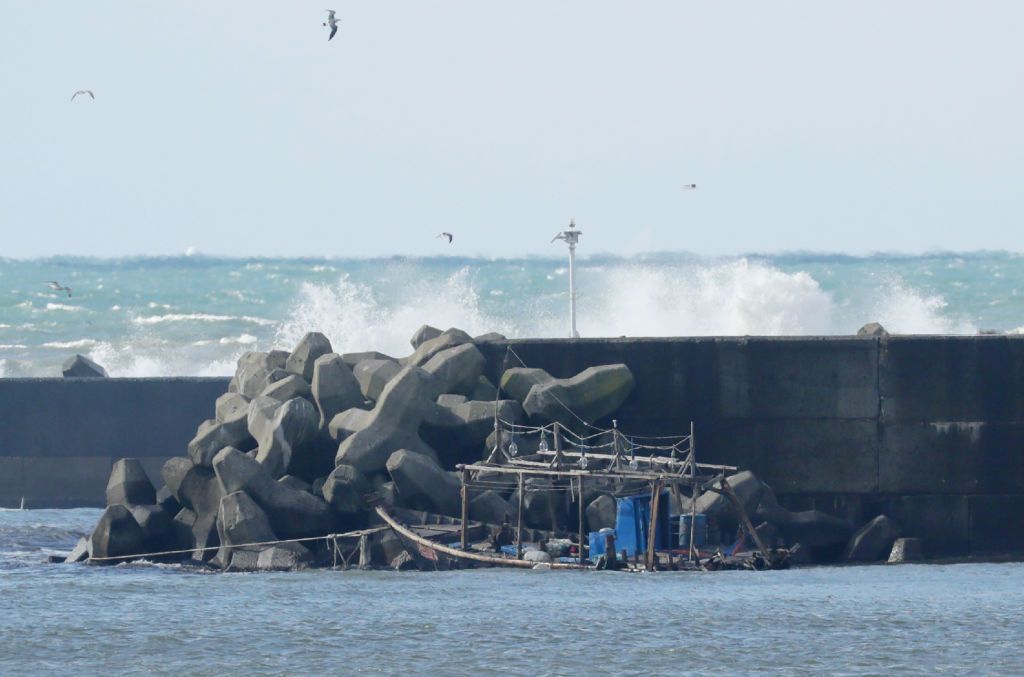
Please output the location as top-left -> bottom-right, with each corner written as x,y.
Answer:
696,470 -> 910,564
71,326 -> 641,571
68,325 -> 904,571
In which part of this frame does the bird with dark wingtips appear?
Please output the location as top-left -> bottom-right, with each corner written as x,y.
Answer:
437,232 -> 453,244
46,281 -> 73,297
681,183 -> 697,190
323,9 -> 340,40
71,90 -> 94,101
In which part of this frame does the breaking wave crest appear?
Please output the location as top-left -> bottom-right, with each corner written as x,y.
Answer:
581,260 -> 835,336
131,313 -> 274,326
274,267 -> 523,357
0,255 -> 980,377
273,258 -> 975,364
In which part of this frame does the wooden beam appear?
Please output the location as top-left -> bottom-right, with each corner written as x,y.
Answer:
516,472 -> 525,559
534,449 -> 736,472
357,534 -> 369,569
461,462 -> 716,483
719,478 -> 770,555
577,476 -> 586,565
460,468 -> 469,550
645,480 -> 662,571
552,422 -> 563,468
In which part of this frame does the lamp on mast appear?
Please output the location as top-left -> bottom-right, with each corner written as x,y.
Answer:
551,218 -> 582,338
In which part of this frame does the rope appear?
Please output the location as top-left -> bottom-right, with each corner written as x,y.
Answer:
505,346 -> 608,433
86,527 -> 386,563
497,419 -> 549,433
499,344 -> 697,454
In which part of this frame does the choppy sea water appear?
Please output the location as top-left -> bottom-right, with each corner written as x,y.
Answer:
2,509 -> 1022,676
3,252 -> 1024,377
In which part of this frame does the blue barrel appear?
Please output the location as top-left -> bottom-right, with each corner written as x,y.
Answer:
588,528 -> 616,558
679,514 -> 708,548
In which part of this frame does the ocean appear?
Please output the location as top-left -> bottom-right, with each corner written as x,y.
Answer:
2,508 -> 1023,676
2,252 -> 1022,378
4,254 -> 1024,674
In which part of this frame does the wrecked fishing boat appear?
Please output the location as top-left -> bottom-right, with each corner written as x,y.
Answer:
372,417 -> 794,572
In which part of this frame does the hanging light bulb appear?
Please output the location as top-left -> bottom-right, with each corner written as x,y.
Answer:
627,436 -> 637,470
508,432 -> 518,457
629,456 -> 639,471
538,430 -> 549,452
578,444 -> 588,469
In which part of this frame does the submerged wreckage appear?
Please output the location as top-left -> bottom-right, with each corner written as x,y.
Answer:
63,327 -> 898,572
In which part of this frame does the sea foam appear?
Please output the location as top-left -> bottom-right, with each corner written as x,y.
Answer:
0,254 -> 986,377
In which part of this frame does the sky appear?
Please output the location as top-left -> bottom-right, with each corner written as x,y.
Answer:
1,2 -> 1023,259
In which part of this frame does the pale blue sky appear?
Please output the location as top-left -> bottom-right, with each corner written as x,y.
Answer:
2,2 -> 1023,258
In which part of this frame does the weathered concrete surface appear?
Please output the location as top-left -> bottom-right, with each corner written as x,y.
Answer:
105,458 -> 156,507
4,336 -> 1024,558
0,377 -> 228,506
879,422 -> 1024,495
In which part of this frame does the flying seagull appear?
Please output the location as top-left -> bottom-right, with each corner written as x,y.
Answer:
323,10 -> 340,40
681,183 -> 697,190
71,90 -> 94,101
437,232 -> 453,244
46,281 -> 73,297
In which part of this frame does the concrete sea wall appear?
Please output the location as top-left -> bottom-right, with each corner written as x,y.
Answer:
2,336 -> 1022,558
0,378 -> 228,508
479,336 -> 1024,559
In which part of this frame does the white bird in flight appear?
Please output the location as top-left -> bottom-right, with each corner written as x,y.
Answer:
681,183 -> 697,190
46,281 -> 73,297
437,232 -> 453,244
71,90 -> 94,101
323,10 -> 340,41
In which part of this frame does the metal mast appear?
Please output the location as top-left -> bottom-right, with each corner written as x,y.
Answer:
551,218 -> 582,338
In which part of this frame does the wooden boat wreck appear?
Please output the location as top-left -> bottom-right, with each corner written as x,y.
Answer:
373,418 -> 793,572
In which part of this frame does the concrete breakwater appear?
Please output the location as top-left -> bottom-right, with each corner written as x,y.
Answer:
1,335 -> 1023,558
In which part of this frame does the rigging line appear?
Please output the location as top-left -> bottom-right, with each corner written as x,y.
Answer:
86,528 -> 387,563
505,345 -> 607,432
556,427 -> 612,445
503,344 -> 696,445
632,443 -> 683,451
497,419 -> 549,432
616,431 -> 693,441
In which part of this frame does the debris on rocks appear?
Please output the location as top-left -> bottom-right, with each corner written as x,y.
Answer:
844,515 -> 901,562
887,537 -> 924,564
